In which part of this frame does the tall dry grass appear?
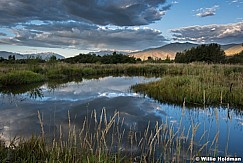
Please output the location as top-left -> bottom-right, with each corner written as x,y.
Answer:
0,109 -> 225,162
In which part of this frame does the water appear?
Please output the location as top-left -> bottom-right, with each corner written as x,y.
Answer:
0,76 -> 242,157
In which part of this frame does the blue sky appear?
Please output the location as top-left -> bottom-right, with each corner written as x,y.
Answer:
0,0 -> 242,57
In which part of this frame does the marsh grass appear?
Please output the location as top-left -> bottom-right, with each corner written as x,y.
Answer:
0,63 -> 242,106
132,64 -> 243,107
0,70 -> 45,86
0,109 -> 225,162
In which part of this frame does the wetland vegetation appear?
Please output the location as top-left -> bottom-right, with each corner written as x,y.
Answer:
132,64 -> 243,107
0,109 -> 224,162
1,62 -> 243,108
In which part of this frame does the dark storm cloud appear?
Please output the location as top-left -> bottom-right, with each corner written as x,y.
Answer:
0,22 -> 167,50
0,0 -> 67,26
171,21 -> 243,44
63,0 -> 168,26
0,0 -> 170,50
0,0 -> 168,27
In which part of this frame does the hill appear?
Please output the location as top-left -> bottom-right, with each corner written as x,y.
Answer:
0,51 -> 65,60
223,44 -> 243,56
88,50 -> 136,56
129,42 -> 198,60
0,51 -> 25,59
26,52 -> 65,60
129,43 -> 243,60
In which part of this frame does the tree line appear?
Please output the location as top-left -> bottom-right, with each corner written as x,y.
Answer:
175,43 -> 243,64
63,52 -> 138,64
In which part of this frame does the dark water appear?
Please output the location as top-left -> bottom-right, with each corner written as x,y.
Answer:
0,76 -> 242,157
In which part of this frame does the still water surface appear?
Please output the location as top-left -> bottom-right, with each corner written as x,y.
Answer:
0,76 -> 242,157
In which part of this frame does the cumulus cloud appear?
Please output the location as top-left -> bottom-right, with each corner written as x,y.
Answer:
0,0 -> 169,27
0,0 -> 171,51
171,21 -> 243,44
63,0 -> 170,26
195,5 -> 219,17
0,22 -> 167,50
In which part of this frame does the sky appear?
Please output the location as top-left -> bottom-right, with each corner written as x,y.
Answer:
0,0 -> 242,57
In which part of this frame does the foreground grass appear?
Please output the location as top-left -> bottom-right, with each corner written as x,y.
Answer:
0,109 -> 222,162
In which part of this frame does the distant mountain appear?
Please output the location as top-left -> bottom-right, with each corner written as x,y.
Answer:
129,43 -> 243,60
129,42 -> 198,60
0,51 -> 65,60
0,51 -> 25,59
26,52 -> 65,60
89,50 -> 136,56
223,44 -> 243,56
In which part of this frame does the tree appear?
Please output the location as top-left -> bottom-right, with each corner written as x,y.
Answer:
49,55 -> 57,61
164,55 -> 170,62
0,57 -> 5,62
8,55 -> 12,60
175,43 -> 225,63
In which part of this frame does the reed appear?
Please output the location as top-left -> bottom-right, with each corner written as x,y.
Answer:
132,64 -> 243,107
0,109 -> 226,162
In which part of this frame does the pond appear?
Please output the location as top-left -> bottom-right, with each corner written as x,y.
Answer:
0,76 -> 242,159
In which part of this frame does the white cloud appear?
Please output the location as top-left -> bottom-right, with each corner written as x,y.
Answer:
195,5 -> 219,17
171,21 -> 243,44
172,1 -> 179,4
0,23 -> 167,51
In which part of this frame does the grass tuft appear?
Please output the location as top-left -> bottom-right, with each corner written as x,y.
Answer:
0,70 -> 45,86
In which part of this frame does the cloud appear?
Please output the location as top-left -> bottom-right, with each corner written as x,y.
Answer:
229,0 -> 243,4
0,0 -> 67,26
0,0 -> 170,27
195,5 -> 219,17
172,1 -> 179,4
0,32 -> 6,36
63,0 -> 170,26
0,22 -> 167,50
171,21 -> 243,44
0,0 -> 171,51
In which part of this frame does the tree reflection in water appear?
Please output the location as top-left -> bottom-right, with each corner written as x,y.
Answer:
28,88 -> 44,99
0,82 -> 44,100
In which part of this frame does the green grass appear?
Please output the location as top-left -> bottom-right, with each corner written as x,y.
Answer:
1,63 -> 243,107
132,64 -> 243,107
0,70 -> 46,86
0,109 -> 222,162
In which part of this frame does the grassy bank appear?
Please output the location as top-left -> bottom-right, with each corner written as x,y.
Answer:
0,63 -> 167,86
132,64 -> 243,107
0,110 -> 221,162
0,70 -> 46,86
